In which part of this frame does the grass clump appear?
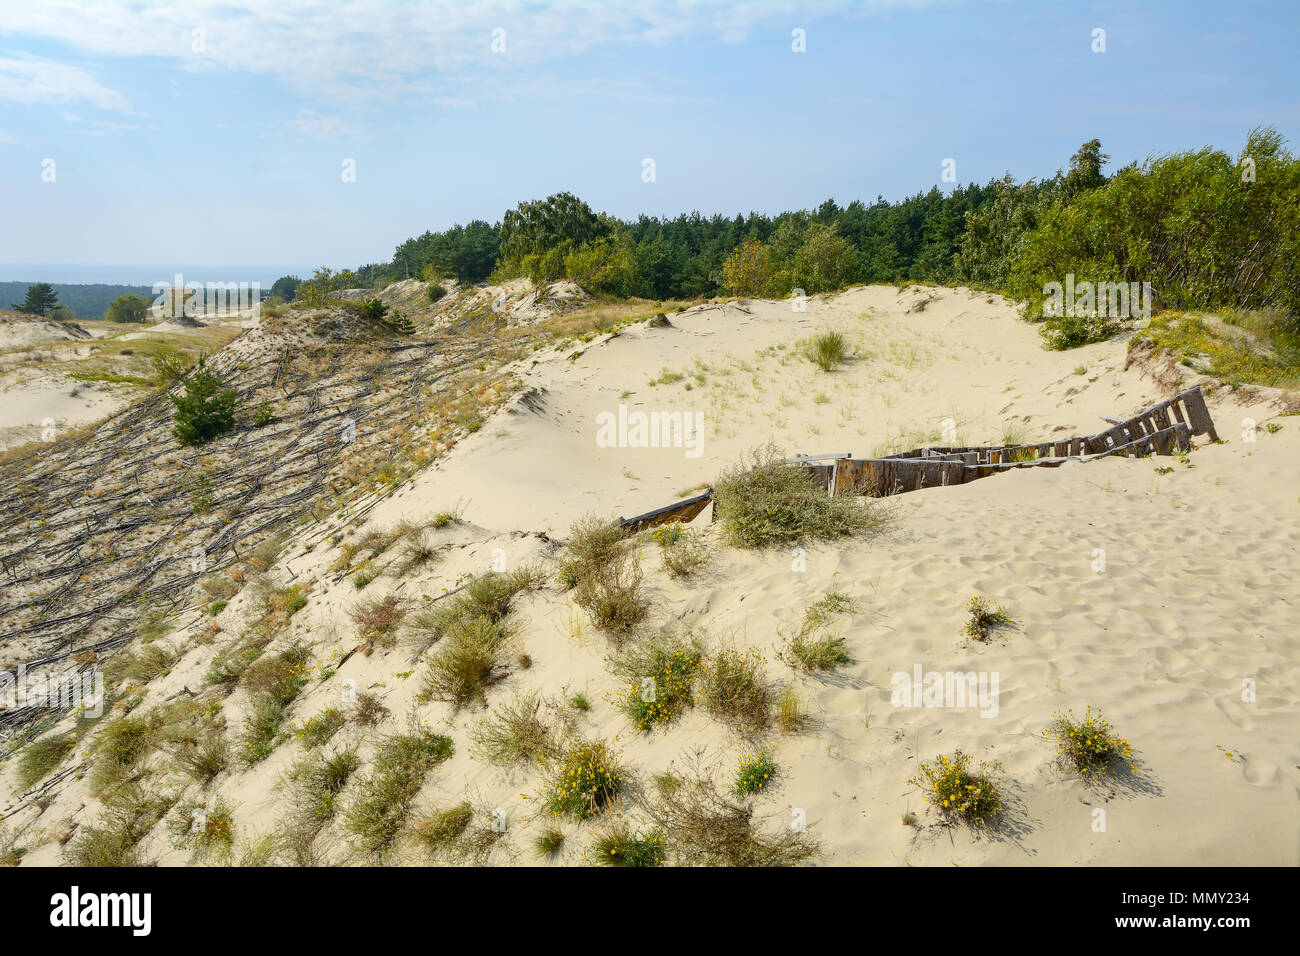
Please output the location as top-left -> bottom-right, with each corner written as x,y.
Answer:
64,783 -> 173,867
422,618 -> 514,709
345,727 -> 455,856
713,445 -> 886,547
89,713 -> 161,793
802,330 -> 848,371
540,740 -> 624,821
411,802 -> 473,854
779,589 -> 857,672
1047,706 -> 1139,784
534,827 -> 566,857
733,748 -> 778,796
468,691 -> 560,766
280,749 -> 359,861
699,647 -> 775,737
912,749 -> 1004,828
962,593 -> 1015,642
295,706 -> 346,748
590,821 -> 665,866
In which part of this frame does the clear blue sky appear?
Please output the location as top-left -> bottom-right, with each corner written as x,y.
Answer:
1,0 -> 1297,281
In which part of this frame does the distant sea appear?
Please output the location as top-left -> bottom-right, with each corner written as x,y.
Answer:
0,263 -> 318,287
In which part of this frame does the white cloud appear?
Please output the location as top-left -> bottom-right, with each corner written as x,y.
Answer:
0,53 -> 130,110
287,109 -> 354,139
0,1 -> 954,102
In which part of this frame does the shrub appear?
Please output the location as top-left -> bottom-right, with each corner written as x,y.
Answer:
802,331 -> 848,371
733,749 -> 778,797
572,540 -> 649,634
89,713 -> 160,792
350,595 -> 406,653
641,769 -> 819,866
541,740 -> 624,820
16,732 -> 77,790
699,647 -> 775,737
1047,706 -> 1139,784
171,367 -> 239,446
912,749 -> 1004,828
168,796 -> 236,861
352,691 -> 390,726
713,445 -> 886,547
962,594 -> 1015,642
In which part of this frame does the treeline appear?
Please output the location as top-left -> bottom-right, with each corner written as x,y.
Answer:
0,281 -> 154,321
279,127 -> 1297,351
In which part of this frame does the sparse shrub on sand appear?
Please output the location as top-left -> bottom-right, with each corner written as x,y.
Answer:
295,706 -> 346,748
590,821 -> 665,866
801,331 -> 848,371
641,767 -> 819,866
1047,706 -> 1139,784
609,633 -> 702,731
567,521 -> 649,635
16,732 -> 78,790
168,795 -> 236,862
912,749 -> 1004,828
776,687 -> 812,734
419,573 -> 540,708
350,594 -> 406,653
64,783 -> 173,867
651,521 -> 711,578
699,647 -> 775,737
732,748 -> 777,797
412,802 -> 506,863
280,749 -> 359,862
962,594 -> 1015,642
779,589 -> 857,672
469,691 -> 559,766
345,727 -> 454,856
540,740 -> 625,821
352,691 -> 390,727
713,445 -> 887,547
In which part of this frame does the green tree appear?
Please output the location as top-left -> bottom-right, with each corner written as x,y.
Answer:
12,282 -> 59,317
171,366 -> 239,446
791,222 -> 858,294
564,236 -> 634,292
270,276 -> 301,301
720,237 -> 773,296
500,193 -> 605,273
106,293 -> 151,324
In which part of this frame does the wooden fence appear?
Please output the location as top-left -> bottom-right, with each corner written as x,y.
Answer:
617,385 -> 1219,524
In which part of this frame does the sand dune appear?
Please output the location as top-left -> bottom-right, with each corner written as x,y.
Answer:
6,285 -> 1296,866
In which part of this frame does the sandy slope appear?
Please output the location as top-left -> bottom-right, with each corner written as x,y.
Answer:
8,285 -> 1297,866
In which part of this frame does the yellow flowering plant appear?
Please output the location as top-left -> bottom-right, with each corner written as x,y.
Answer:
911,749 -> 1004,827
962,593 -> 1015,641
1047,706 -> 1139,783
733,748 -> 777,797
